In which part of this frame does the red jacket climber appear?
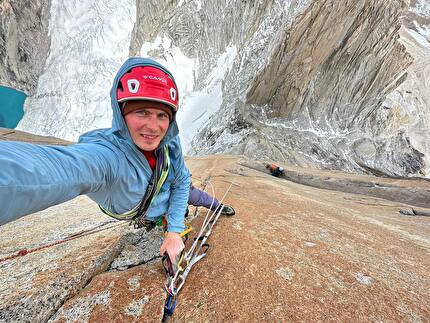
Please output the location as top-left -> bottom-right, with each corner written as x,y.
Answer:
266,163 -> 285,177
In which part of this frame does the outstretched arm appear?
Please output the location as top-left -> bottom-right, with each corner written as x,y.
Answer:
0,141 -> 118,225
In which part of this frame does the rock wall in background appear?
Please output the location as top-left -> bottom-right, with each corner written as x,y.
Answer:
0,0 -> 50,94
188,0 -> 430,177
1,0 -> 429,177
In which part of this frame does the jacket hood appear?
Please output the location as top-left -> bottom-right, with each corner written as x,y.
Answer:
110,57 -> 180,150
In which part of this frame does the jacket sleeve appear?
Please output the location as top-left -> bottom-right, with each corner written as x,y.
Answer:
166,137 -> 190,233
0,141 -> 119,225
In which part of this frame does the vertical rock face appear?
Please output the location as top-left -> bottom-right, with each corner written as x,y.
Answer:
131,0 -> 289,89
388,1 -> 430,176
249,0 -> 410,124
1,0 -> 429,177
0,0 -> 50,94
191,0 -> 429,177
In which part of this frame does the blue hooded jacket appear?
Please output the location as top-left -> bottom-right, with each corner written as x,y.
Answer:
0,57 -> 190,232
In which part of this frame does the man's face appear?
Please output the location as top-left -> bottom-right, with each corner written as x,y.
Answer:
123,101 -> 171,151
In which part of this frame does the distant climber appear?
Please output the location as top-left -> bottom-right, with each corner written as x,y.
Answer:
266,163 -> 285,177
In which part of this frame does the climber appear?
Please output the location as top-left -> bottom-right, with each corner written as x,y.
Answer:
266,163 -> 285,177
188,184 -> 235,216
0,57 -> 190,263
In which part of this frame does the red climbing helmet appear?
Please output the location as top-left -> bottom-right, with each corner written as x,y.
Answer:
116,65 -> 179,111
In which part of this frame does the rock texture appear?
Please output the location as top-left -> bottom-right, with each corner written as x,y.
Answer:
0,127 -> 72,145
0,0 -> 50,94
190,0 -> 429,178
1,0 -> 429,175
128,0 -> 430,178
2,152 -> 429,322
1,130 -> 430,322
241,160 -> 430,209
0,195 -> 139,322
386,4 -> 430,179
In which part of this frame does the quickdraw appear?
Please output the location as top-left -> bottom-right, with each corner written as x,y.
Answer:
161,182 -> 233,322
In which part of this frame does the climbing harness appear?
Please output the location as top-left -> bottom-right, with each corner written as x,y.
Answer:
99,145 -> 170,229
161,182 -> 233,322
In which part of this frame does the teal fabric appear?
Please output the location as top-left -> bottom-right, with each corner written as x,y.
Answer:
0,57 -> 190,232
0,86 -> 26,128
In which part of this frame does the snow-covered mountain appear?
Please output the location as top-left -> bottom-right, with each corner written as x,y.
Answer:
1,0 -> 429,178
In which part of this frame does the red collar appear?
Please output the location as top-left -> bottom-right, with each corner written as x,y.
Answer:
142,150 -> 156,170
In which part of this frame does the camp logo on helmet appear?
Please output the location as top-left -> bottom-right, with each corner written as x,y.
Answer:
170,88 -> 177,101
143,75 -> 167,84
116,65 -> 179,111
127,79 -> 140,93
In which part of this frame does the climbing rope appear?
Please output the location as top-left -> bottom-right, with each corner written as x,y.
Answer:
0,221 -> 127,263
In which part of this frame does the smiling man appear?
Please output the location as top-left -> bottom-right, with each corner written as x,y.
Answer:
122,101 -> 171,151
112,62 -> 189,260
0,57 -> 190,262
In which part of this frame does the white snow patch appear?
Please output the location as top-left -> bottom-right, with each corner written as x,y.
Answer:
304,241 -> 316,248
262,118 -> 353,140
176,0 -> 201,11
140,35 -> 196,97
176,46 -> 237,153
409,24 -> 430,49
195,0 -> 202,11
18,0 -> 136,140
410,0 -> 430,17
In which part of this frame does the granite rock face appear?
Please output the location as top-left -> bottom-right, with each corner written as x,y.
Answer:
3,153 -> 429,322
1,0 -> 429,177
188,0 -> 429,177
0,0 -> 50,94
129,0 -> 429,177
